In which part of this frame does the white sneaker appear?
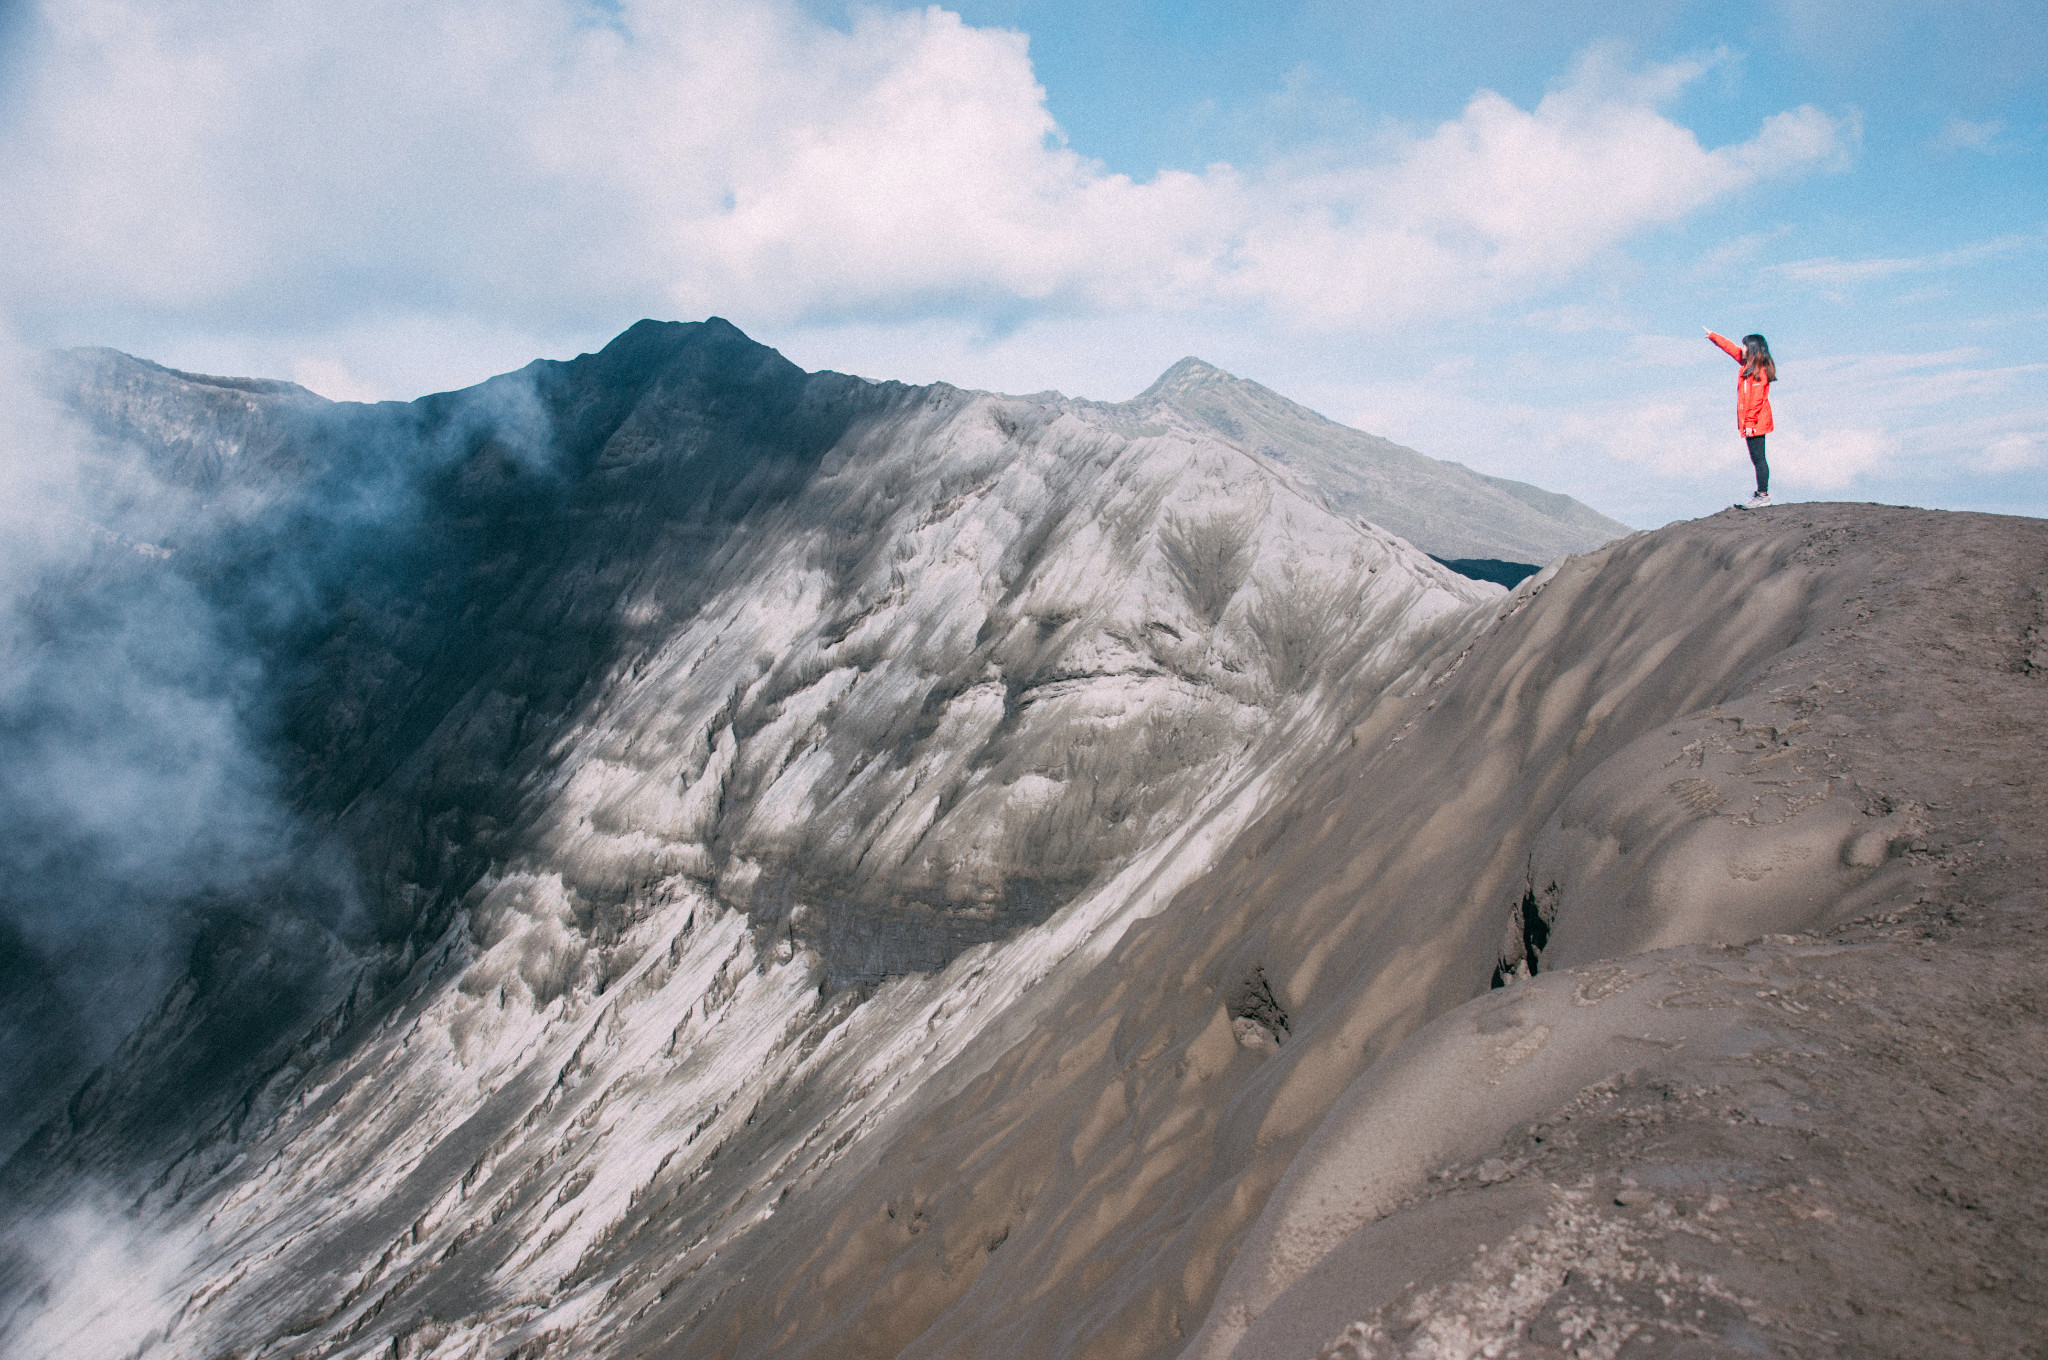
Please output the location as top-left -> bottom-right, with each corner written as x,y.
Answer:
1743,492 -> 1772,509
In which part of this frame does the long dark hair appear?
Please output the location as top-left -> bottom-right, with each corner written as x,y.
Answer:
1741,333 -> 1777,381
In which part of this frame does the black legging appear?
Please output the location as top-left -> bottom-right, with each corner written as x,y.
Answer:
1746,434 -> 1768,494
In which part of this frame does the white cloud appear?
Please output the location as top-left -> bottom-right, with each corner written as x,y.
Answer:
1768,234 -> 2036,288
1692,224 -> 1794,277
1932,114 -> 2003,153
1782,348 -> 2048,418
1211,57 -> 1847,328
170,311 -> 601,404
1610,344 -> 2047,494
1535,402 -> 1898,496
1981,431 -> 2045,473
1769,427 -> 1897,489
287,357 -> 382,403
1541,399 -> 1720,479
1520,303 -> 1638,334
0,1195 -> 202,1360
0,1 -> 1851,390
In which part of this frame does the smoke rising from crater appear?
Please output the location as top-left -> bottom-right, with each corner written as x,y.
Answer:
0,336 -> 568,1162
0,340 -> 313,1157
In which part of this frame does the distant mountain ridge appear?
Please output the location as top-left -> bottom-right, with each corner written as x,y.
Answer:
1126,357 -> 1629,563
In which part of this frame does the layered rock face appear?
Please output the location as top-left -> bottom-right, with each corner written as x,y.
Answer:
5,324 -> 2043,1360
0,320 -> 1501,1355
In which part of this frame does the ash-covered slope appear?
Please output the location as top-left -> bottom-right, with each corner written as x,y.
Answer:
0,319 -> 1500,1357
1186,506 -> 2048,1360
7,325 -> 2041,1360
1129,358 -> 1629,563
6,319 -> 901,1170
590,505 -> 2046,1360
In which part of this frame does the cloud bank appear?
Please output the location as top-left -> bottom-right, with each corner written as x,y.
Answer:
0,1 -> 1847,388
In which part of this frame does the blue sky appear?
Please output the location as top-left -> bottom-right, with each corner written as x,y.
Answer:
1,0 -> 2042,528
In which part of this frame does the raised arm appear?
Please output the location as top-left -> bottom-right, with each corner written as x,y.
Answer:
1705,329 -> 1744,362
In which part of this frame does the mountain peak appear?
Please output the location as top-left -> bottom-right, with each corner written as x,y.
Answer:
1135,356 -> 1242,402
1123,350 -> 1631,561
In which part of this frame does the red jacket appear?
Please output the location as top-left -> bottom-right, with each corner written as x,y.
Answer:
1709,332 -> 1774,435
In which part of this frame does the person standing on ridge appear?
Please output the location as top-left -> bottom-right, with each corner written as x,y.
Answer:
1706,328 -> 1776,508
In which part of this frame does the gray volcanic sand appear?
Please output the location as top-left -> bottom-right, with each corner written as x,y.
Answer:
8,497 -> 2040,1360
1222,912 -> 2048,1360
651,505 -> 2046,1360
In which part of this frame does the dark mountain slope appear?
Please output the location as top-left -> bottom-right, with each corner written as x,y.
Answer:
1,319 -> 1492,1207
6,320 -> 899,1173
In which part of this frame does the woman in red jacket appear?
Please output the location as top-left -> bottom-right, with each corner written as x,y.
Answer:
1706,329 -> 1776,507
